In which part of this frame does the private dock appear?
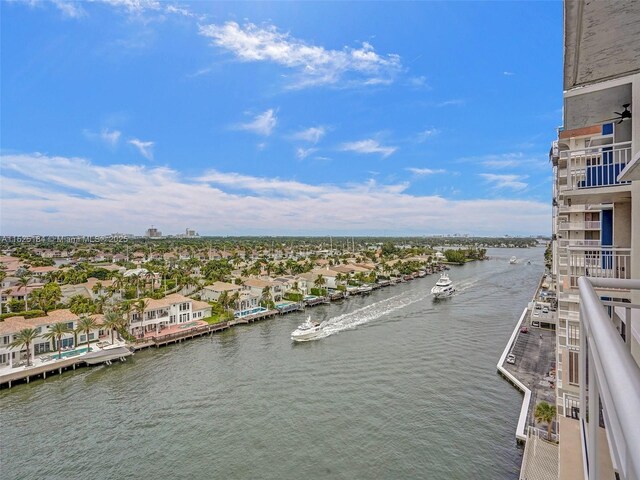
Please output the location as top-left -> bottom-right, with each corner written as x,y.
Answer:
0,346 -> 133,389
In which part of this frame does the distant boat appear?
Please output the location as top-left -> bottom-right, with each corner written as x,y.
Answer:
510,256 -> 517,264
431,273 -> 455,299
527,260 -> 531,265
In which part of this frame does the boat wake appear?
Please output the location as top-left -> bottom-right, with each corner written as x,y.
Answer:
319,291 -> 429,339
454,277 -> 480,294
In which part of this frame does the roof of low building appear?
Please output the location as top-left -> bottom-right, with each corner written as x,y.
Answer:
203,281 -> 241,292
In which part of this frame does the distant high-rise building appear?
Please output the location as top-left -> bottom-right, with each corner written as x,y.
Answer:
145,226 -> 162,238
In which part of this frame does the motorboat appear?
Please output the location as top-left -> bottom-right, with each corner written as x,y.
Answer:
431,273 -> 455,299
510,256 -> 517,264
291,316 -> 327,342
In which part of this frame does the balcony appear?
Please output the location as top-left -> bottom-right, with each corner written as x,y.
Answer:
558,239 -> 601,248
577,277 -> 640,480
568,247 -> 631,287
560,142 -> 632,192
558,221 -> 601,231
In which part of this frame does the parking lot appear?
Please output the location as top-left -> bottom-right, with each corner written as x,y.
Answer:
504,310 -> 557,431
530,302 -> 556,329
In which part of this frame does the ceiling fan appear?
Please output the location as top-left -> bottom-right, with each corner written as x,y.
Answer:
601,103 -> 632,124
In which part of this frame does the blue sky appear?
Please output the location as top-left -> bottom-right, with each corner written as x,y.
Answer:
1,0 -> 562,236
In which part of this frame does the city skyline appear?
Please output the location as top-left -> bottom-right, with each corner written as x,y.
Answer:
1,1 -> 562,235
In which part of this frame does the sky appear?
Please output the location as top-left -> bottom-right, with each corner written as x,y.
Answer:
0,0 -> 562,237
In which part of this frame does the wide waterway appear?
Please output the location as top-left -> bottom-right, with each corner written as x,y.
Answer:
1,247 -> 544,479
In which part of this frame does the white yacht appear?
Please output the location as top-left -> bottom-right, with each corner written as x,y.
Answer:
431,273 -> 455,299
509,256 -> 517,264
291,316 -> 327,342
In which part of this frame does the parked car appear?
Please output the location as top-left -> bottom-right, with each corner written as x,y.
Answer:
520,326 -> 529,333
506,354 -> 516,364
542,307 -> 549,314
533,310 -> 540,317
535,304 -> 542,310
532,321 -> 540,327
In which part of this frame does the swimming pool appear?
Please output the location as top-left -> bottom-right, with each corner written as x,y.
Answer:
235,307 -> 267,318
178,321 -> 199,329
51,346 -> 89,360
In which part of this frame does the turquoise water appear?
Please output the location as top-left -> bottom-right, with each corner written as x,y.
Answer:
178,321 -> 199,329
1,248 -> 543,479
51,346 -> 89,359
236,306 -> 268,317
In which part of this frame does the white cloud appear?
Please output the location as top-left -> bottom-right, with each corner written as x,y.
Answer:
101,129 -> 121,146
52,0 -> 86,18
479,173 -> 528,190
406,168 -> 446,176
296,147 -> 317,160
235,109 -> 277,137
417,128 -> 440,142
94,0 -> 161,14
199,22 -> 402,88
503,71 -> 515,76
0,153 -> 550,235
83,128 -> 122,147
291,126 -> 326,144
437,99 -> 465,107
458,152 -> 546,170
340,139 -> 397,158
128,138 -> 154,160
407,76 -> 429,88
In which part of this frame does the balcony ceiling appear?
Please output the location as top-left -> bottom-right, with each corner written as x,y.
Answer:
564,0 -> 640,90
562,186 -> 631,205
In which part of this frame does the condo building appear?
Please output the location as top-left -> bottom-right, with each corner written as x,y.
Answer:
550,1 -> 640,478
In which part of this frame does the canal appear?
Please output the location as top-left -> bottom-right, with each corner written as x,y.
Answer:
1,247 -> 544,479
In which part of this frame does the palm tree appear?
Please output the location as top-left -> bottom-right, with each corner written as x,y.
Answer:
44,323 -> 72,359
16,275 -> 31,311
314,274 -> 326,293
229,291 -> 240,312
101,309 -> 122,344
119,300 -> 133,326
111,272 -> 125,297
9,328 -> 39,366
134,298 -> 149,337
94,294 -> 108,314
218,291 -> 230,311
75,316 -> 98,352
260,286 -> 272,308
534,401 -> 557,441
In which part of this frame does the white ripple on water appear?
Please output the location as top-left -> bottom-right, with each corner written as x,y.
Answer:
318,290 -> 430,338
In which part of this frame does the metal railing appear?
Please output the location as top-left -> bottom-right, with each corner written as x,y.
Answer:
558,239 -> 601,248
561,142 -> 632,191
558,221 -> 601,231
578,277 -> 640,480
568,247 -> 631,287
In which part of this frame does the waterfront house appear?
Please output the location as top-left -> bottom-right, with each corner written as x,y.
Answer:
242,278 -> 283,303
200,281 -> 243,302
127,293 -> 212,337
0,309 -> 103,368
